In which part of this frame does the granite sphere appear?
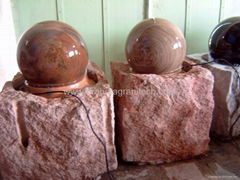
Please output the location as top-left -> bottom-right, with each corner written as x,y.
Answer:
17,21 -> 88,88
125,18 -> 186,74
209,16 -> 240,65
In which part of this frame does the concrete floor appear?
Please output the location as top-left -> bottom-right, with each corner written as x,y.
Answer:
101,138 -> 240,180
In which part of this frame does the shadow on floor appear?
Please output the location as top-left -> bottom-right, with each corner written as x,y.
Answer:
101,138 -> 240,180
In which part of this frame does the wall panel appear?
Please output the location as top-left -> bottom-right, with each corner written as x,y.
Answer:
220,0 -> 240,21
150,0 -> 186,34
11,0 -> 57,40
103,0 -> 144,78
185,0 -> 221,54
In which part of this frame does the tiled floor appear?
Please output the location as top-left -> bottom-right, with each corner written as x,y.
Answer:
101,138 -> 240,180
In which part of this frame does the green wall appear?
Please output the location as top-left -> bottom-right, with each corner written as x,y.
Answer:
11,0 -> 240,77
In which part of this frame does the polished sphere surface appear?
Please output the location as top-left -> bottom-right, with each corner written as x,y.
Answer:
209,17 -> 240,65
125,18 -> 186,74
17,21 -> 88,87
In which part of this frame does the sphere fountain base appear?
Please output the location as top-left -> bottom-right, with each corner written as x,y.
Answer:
188,53 -> 240,140
0,62 -> 117,180
111,59 -> 214,164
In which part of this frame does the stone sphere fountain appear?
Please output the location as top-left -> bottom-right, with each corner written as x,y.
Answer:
112,18 -> 214,164
0,21 -> 117,179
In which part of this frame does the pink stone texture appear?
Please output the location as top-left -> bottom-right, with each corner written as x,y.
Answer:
0,63 -> 117,180
111,60 -> 214,164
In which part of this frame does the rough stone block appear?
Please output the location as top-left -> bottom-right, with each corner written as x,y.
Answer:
111,60 -> 214,164
188,53 -> 240,139
0,63 -> 117,180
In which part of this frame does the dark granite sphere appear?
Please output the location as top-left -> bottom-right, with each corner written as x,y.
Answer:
17,21 -> 88,87
209,17 -> 240,65
125,18 -> 186,74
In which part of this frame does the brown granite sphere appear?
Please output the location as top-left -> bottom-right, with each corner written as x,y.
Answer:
126,18 -> 186,74
17,21 -> 88,88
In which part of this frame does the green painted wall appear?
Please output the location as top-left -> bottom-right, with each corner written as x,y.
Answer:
102,0 -> 144,77
185,0 -> 220,54
11,0 -> 57,39
10,0 -> 240,76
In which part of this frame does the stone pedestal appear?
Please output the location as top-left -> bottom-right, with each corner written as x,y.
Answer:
0,63 -> 117,180
111,60 -> 214,164
188,53 -> 240,139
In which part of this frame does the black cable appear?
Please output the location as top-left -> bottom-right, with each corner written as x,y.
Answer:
35,90 -> 114,180
183,60 -> 215,67
34,90 -> 65,95
65,91 -> 114,180
180,60 -> 215,73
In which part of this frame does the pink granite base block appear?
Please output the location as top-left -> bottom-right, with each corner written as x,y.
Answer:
0,63 -> 117,180
111,60 -> 214,164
